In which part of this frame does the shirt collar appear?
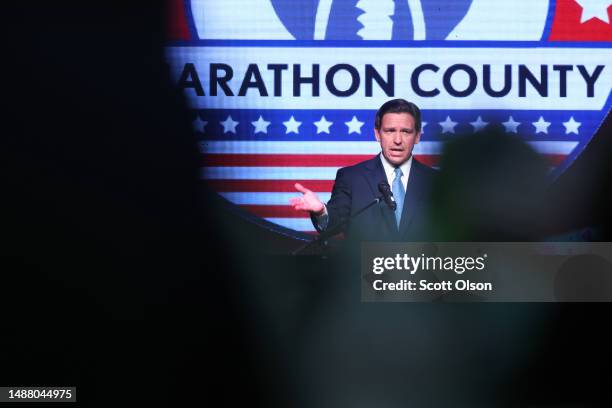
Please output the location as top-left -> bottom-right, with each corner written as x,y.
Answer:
379,153 -> 413,179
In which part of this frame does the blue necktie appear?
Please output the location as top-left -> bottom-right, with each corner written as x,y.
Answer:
392,167 -> 405,228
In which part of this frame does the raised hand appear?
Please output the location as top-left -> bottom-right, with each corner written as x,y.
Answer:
290,183 -> 325,215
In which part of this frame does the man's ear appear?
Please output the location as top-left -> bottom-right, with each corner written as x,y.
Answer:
374,128 -> 381,142
415,131 -> 421,144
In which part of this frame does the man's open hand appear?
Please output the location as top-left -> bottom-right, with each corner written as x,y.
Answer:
290,183 -> 325,215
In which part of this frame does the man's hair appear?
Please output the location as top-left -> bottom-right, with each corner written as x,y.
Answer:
374,99 -> 421,132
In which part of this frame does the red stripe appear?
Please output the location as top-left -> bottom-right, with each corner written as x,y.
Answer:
242,205 -> 309,218
166,0 -> 190,40
203,154 -> 441,167
203,154 -> 374,167
415,155 -> 438,167
546,154 -> 566,166
204,179 -> 335,192
204,153 -> 566,167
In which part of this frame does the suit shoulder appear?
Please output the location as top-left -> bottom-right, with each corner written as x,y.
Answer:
413,158 -> 438,178
336,156 -> 378,178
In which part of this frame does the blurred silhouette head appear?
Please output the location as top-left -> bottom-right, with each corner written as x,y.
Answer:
428,127 -> 550,240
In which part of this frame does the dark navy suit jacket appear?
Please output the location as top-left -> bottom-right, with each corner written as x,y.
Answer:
312,155 -> 437,243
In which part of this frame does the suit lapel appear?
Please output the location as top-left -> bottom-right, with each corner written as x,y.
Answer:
399,159 -> 426,238
363,155 -> 397,236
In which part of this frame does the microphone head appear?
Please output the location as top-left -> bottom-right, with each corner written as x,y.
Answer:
378,182 -> 397,211
378,181 -> 392,194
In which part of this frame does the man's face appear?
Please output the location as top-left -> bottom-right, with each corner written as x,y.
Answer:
374,112 -> 421,166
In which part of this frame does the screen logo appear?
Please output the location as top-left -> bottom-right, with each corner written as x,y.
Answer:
166,0 -> 612,233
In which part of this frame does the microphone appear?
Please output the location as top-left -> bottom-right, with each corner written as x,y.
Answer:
378,182 -> 396,211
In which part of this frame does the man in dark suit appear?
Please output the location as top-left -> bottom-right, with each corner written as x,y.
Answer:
290,99 -> 436,242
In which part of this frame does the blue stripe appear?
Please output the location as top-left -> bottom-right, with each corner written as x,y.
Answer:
166,39 -> 612,48
183,0 -> 198,40
540,0 -> 557,41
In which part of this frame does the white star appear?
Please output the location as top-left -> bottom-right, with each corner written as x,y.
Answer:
532,116 -> 551,134
563,116 -> 582,134
313,116 -> 333,134
283,115 -> 302,134
470,116 -> 489,132
575,0 -> 611,24
192,117 -> 208,133
502,116 -> 521,133
345,116 -> 365,134
421,122 -> 427,134
439,116 -> 458,134
220,115 -> 239,134
251,115 -> 271,134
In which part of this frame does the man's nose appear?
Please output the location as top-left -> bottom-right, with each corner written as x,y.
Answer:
393,133 -> 402,144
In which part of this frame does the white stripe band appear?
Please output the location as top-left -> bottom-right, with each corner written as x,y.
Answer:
203,167 -> 341,180
407,0 -> 426,40
169,47 -> 611,111
528,141 -> 579,155
220,192 -> 332,205
200,141 -> 437,154
264,217 -> 316,232
314,0 -> 333,40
